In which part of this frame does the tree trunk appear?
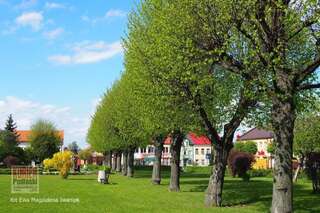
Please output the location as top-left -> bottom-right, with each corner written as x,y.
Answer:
122,150 -> 128,176
271,91 -> 295,213
152,136 -> 164,185
127,148 -> 134,177
112,152 -> 117,171
169,131 -> 184,192
104,151 -> 112,167
107,151 -> 112,167
205,138 -> 232,207
116,152 -> 122,172
293,165 -> 300,183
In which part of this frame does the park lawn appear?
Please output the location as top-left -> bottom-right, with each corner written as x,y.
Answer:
0,167 -> 319,213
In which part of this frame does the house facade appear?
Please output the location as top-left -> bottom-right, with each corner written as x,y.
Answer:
17,130 -> 64,150
134,132 -> 212,167
236,128 -> 274,169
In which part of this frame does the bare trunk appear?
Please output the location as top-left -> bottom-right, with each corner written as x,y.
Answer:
293,156 -> 304,182
116,151 -> 122,172
127,148 -> 134,177
108,151 -> 112,167
122,150 -> 128,176
169,131 -> 183,192
205,138 -> 232,207
152,136 -> 164,185
111,152 -> 117,171
271,91 -> 295,213
104,151 -> 112,167
293,165 -> 300,182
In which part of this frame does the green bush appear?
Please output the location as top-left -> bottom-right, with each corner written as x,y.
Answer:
84,164 -> 101,172
0,168 -> 11,174
99,165 -> 111,173
248,169 -> 272,177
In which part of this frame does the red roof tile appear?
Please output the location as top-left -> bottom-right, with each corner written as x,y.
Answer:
17,130 -> 64,143
187,133 -> 211,145
163,132 -> 211,146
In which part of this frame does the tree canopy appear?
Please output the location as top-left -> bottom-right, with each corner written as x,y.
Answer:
29,119 -> 62,162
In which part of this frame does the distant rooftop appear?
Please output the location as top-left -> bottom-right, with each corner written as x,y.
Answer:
237,128 -> 273,141
17,130 -> 64,143
164,132 -> 211,146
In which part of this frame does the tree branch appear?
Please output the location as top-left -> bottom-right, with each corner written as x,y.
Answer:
222,87 -> 257,148
298,83 -> 320,91
288,19 -> 317,41
255,0 -> 272,41
183,85 -> 221,145
234,21 -> 269,66
298,57 -> 320,82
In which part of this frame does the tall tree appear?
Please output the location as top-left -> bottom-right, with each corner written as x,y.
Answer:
135,1 -> 320,211
125,0 -> 259,202
5,114 -> 19,141
29,119 -> 62,162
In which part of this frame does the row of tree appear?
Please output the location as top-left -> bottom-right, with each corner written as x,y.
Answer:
88,0 -> 320,212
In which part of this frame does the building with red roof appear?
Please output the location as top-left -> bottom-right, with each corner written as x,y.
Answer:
17,130 -> 64,149
134,132 -> 212,167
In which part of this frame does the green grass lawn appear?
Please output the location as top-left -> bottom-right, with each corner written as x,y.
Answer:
0,167 -> 319,213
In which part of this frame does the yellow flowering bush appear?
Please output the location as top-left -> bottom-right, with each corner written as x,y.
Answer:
43,158 -> 54,170
252,158 -> 268,170
43,151 -> 73,179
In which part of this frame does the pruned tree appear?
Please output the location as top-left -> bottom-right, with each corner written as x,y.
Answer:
125,0 -> 259,202
132,1 -> 320,211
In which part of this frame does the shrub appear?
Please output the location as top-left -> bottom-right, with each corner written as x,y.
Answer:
228,151 -> 255,181
43,158 -> 54,171
234,141 -> 258,155
248,169 -> 272,177
42,151 -> 73,179
99,165 -> 111,174
85,164 -> 101,171
0,168 -> 11,174
3,155 -> 19,168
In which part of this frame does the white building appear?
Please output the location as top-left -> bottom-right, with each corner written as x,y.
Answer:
134,132 -> 212,167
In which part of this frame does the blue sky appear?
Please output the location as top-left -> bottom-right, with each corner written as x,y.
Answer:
0,0 -> 136,148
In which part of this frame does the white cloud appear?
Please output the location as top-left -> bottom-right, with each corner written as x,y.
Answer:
45,2 -> 65,9
48,41 -> 123,65
0,96 -> 90,148
81,9 -> 126,25
15,0 -> 37,10
43,27 -> 64,39
16,11 -> 43,31
105,9 -> 126,18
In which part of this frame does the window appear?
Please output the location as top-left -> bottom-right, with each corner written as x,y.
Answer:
196,159 -> 199,165
201,159 -> 205,165
164,147 -> 169,153
206,148 -> 210,154
148,147 -> 154,153
201,148 -> 204,155
195,148 -> 199,155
